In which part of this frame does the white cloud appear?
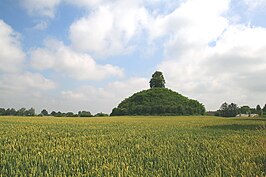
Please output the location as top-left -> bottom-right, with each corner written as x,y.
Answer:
32,21 -> 48,30
148,0 -> 229,59
30,39 -> 124,80
20,0 -> 61,18
243,0 -> 266,10
159,24 -> 266,110
2,0 -> 266,113
0,21 -> 57,112
61,77 -> 148,114
69,2 -> 149,56
106,77 -> 149,100
0,72 -> 56,92
0,20 -> 25,73
0,71 -> 57,112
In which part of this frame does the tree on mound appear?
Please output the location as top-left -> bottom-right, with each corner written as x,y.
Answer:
149,71 -> 165,88
111,71 -> 205,116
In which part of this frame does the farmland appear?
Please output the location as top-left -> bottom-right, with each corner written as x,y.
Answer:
0,116 -> 265,176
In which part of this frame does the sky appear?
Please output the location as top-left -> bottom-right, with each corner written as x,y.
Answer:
0,0 -> 266,114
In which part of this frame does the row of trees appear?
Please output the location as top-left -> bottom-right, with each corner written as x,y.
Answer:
216,102 -> 266,117
0,108 -> 108,117
48,110 -> 108,117
0,108 -> 35,116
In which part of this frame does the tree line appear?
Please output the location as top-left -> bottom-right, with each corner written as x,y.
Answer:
0,108 -> 108,117
215,102 -> 266,117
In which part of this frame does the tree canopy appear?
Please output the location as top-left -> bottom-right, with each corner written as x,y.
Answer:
218,102 -> 239,117
262,104 -> 266,114
41,109 -> 49,116
256,105 -> 263,116
149,71 -> 165,88
240,106 -> 250,114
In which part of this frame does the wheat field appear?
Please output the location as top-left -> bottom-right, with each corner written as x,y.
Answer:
0,116 -> 265,176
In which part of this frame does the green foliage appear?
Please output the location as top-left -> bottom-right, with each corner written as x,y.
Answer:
218,102 -> 239,117
65,112 -> 77,117
94,112 -> 109,117
78,111 -> 92,117
4,108 -> 17,116
256,105 -> 263,116
263,104 -> 266,114
111,88 -> 205,116
0,108 -> 5,115
0,116 -> 265,176
41,109 -> 49,116
240,106 -> 250,114
14,108 -> 35,116
17,108 -> 26,116
25,108 -> 35,116
149,71 -> 165,88
52,111 -> 64,117
50,111 -> 57,117
0,108 -> 95,118
0,108 -> 35,116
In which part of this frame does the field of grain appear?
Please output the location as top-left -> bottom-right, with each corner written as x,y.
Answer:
0,116 -> 265,176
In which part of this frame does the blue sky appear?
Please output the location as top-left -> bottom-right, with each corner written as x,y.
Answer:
0,0 -> 266,114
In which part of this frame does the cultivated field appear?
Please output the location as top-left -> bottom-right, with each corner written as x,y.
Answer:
0,116 -> 265,176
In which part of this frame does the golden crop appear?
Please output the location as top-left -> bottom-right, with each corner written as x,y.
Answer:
0,116 -> 265,176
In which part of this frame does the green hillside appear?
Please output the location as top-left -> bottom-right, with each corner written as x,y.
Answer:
111,88 -> 205,116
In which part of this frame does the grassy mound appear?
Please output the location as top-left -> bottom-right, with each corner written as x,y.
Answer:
111,88 -> 205,116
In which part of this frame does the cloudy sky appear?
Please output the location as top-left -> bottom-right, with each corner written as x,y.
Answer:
0,0 -> 266,114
